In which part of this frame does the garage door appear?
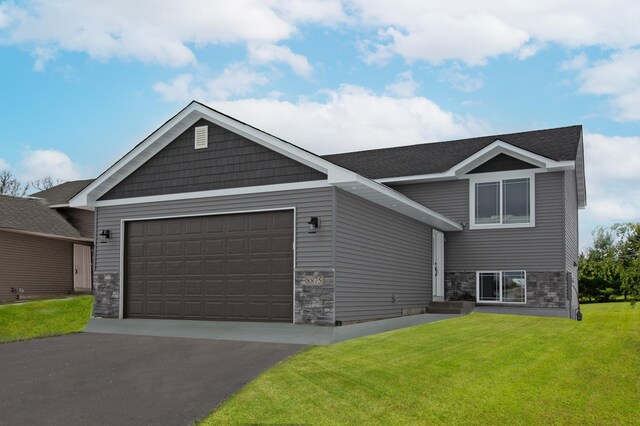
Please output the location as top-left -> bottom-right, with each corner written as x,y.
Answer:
125,210 -> 294,322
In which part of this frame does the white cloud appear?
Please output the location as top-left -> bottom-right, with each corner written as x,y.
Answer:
439,64 -> 485,92
197,84 -> 489,154
154,64 -> 269,102
353,1 -> 640,65
560,53 -> 588,71
19,149 -> 82,182
0,0 -> 340,69
31,46 -> 56,71
0,158 -> 8,170
385,71 -> 418,97
577,50 -> 640,121
579,132 -> 640,249
247,43 -> 312,77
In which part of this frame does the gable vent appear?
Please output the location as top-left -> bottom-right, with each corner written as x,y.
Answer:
194,125 -> 208,149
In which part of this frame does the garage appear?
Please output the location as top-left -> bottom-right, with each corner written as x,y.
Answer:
125,210 -> 294,322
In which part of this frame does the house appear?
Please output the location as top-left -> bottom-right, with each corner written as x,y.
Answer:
70,101 -> 585,324
0,189 -> 94,301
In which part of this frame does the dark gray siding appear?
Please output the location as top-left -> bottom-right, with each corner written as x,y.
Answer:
564,170 -> 579,311
95,187 -> 333,275
335,189 -> 432,322
391,172 -> 565,270
0,230 -> 73,301
468,153 -> 539,174
101,119 -> 327,200
57,207 -> 95,240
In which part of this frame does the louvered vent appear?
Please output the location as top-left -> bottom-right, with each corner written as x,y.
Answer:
194,125 -> 208,149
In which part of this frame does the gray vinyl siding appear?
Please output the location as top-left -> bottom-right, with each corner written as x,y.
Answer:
101,119 -> 326,200
0,230 -> 73,301
335,189 -> 432,322
391,172 -> 565,270
94,187 -> 333,275
57,207 -> 95,240
564,170 -> 579,310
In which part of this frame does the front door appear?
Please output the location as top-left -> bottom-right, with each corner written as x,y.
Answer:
73,244 -> 92,292
432,230 -> 444,301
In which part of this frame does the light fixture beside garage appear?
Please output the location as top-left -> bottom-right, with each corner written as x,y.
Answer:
98,229 -> 111,243
307,217 -> 319,233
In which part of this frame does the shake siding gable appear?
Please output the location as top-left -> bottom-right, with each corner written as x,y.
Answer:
391,172 -> 565,271
335,189 -> 432,322
100,118 -> 327,200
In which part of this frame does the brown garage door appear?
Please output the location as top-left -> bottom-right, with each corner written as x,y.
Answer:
125,210 -> 293,322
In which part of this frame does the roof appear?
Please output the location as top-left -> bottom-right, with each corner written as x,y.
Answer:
0,195 -> 88,241
31,179 -> 95,206
322,125 -> 583,179
71,101 -> 463,232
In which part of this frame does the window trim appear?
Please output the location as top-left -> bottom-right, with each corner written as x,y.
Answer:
476,270 -> 527,304
468,170 -> 536,230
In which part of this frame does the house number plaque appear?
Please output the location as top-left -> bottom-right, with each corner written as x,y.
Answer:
304,275 -> 324,285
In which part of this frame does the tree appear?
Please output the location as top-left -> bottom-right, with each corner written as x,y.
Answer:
30,176 -> 64,191
579,223 -> 640,305
0,169 -> 28,196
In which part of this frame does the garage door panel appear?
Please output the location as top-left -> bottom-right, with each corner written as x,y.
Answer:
248,302 -> 268,319
165,241 -> 183,256
126,210 -> 293,322
226,302 -> 246,319
227,280 -> 245,296
185,260 -> 203,275
146,280 -> 163,295
226,259 -> 246,275
165,261 -> 183,276
248,279 -> 268,296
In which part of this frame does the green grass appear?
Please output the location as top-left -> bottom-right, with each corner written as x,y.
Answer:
0,296 -> 93,343
202,303 -> 639,425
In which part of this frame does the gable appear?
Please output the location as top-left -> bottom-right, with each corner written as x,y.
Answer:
467,153 -> 540,174
100,119 -> 327,200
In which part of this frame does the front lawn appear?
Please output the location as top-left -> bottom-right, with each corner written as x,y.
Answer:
0,296 -> 93,343
202,303 -> 639,425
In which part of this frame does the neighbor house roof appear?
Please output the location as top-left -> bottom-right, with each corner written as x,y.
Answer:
31,179 -> 95,206
322,125 -> 583,179
0,195 -> 89,241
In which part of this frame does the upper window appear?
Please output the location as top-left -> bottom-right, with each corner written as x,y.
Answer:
470,173 -> 534,229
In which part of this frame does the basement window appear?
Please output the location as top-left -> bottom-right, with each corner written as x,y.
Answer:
477,271 -> 526,304
194,125 -> 208,149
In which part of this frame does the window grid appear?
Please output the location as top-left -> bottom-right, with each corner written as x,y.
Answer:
476,271 -> 527,304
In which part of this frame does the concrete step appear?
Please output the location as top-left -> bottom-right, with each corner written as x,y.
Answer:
423,307 -> 464,314
427,301 -> 476,314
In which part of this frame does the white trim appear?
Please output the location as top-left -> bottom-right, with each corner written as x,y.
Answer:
469,170 -> 536,230
117,206 -> 297,322
0,227 -> 93,243
476,270 -> 527,304
95,181 -> 331,207
376,140 -> 576,184
432,229 -> 445,301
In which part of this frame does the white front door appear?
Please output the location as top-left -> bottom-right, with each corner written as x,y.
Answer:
432,230 -> 445,301
73,244 -> 92,292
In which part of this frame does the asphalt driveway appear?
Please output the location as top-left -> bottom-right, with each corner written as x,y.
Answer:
0,333 -> 303,425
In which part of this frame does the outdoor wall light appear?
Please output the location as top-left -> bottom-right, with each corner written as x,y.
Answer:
98,229 -> 111,243
307,217 -> 319,233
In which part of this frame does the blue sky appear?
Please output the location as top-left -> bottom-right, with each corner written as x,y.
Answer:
1,1 -> 640,250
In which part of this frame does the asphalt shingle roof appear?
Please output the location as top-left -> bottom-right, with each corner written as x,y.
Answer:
0,195 -> 83,240
31,179 -> 95,205
322,125 -> 582,179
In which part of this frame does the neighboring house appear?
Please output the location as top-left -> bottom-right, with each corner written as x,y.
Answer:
0,191 -> 93,301
70,101 -> 585,324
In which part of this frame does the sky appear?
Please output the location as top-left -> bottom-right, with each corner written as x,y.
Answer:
1,0 -> 639,251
